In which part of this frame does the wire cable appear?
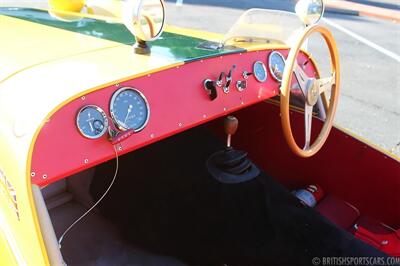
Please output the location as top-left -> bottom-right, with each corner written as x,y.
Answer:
58,145 -> 119,248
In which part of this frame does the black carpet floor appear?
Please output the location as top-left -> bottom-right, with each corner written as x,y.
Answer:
91,126 -> 385,266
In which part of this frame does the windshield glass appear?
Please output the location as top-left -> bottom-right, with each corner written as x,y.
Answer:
222,9 -> 304,46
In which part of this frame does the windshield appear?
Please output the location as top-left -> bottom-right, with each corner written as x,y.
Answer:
222,9 -> 304,46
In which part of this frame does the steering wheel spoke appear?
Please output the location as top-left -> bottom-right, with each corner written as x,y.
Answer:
293,60 -> 311,97
304,104 -> 313,150
316,72 -> 335,95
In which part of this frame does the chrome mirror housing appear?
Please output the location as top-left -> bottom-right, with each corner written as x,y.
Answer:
123,0 -> 166,54
295,0 -> 325,26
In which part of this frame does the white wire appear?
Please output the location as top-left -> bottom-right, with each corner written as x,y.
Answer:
58,145 -> 119,248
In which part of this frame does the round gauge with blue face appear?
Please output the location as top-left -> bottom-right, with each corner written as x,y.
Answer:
76,105 -> 109,139
253,61 -> 268,82
268,51 -> 286,82
110,87 -> 150,132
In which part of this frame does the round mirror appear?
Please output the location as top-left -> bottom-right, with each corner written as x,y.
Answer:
295,0 -> 324,26
123,0 -> 166,42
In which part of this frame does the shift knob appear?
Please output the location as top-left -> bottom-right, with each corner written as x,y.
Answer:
224,116 -> 238,147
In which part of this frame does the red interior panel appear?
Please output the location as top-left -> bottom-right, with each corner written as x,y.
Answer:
215,102 -> 400,227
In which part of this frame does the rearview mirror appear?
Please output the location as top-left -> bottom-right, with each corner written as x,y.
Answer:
295,0 -> 324,26
123,0 -> 166,54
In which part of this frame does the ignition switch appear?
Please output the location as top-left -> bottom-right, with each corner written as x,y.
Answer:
236,80 -> 247,92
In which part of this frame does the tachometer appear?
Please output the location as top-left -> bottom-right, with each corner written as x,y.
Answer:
268,51 -> 286,82
76,105 -> 109,139
110,87 -> 150,132
253,61 -> 267,82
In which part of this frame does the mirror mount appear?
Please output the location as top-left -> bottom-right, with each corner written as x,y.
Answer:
134,38 -> 151,55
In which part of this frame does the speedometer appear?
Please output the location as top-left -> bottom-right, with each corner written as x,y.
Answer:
110,87 -> 150,132
76,105 -> 108,139
268,51 -> 286,82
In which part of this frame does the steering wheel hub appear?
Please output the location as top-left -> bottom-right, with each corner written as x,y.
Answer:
306,79 -> 320,106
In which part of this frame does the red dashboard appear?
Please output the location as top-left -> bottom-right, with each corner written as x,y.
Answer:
31,49 -> 317,186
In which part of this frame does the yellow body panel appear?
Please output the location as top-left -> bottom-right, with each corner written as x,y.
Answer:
0,15 -> 120,83
0,229 -> 18,265
0,133 -> 48,265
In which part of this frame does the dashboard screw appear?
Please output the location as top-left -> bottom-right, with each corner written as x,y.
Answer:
81,96 -> 86,101
31,172 -> 36,177
84,159 -> 89,164
150,133 -> 155,138
42,174 -> 47,179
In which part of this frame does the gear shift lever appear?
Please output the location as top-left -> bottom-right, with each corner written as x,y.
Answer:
206,115 -> 259,184
225,116 -> 238,148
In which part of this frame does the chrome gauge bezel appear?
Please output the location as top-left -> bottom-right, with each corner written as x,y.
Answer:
253,61 -> 268,82
268,51 -> 286,82
110,87 -> 150,132
76,105 -> 109,139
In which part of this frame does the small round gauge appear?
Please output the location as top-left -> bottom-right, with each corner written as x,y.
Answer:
253,61 -> 268,82
76,105 -> 109,139
268,51 -> 286,82
110,87 -> 150,132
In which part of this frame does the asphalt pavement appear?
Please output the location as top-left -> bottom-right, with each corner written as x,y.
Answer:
165,0 -> 400,157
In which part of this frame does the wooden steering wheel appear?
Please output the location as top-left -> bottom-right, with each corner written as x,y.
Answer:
280,24 -> 340,158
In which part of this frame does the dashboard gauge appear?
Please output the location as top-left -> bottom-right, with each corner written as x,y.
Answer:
268,51 -> 286,82
110,87 -> 150,132
76,105 -> 109,139
253,61 -> 268,82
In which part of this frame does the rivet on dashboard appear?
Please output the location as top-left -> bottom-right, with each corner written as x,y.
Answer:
42,174 -> 47,179
147,74 -> 151,77
258,95 -> 261,99
118,146 -> 123,151
31,172 -> 36,177
115,84 -> 120,87
84,159 -> 89,164
203,114 -> 207,118
241,101 -> 244,105
81,96 -> 86,101
150,133 -> 155,138
178,122 -> 183,127
200,60 -> 203,63
223,107 -> 227,111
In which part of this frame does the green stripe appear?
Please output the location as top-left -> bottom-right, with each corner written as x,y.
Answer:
0,7 -> 243,62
